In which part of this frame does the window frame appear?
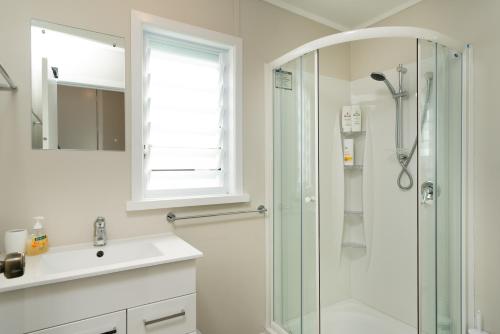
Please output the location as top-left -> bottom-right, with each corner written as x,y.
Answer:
128,10 -> 248,211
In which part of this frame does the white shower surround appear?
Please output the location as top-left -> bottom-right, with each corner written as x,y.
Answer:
264,26 -> 473,334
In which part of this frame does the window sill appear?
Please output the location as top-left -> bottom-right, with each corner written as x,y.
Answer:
126,193 -> 251,211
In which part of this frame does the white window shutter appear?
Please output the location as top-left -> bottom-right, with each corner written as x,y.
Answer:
143,32 -> 228,198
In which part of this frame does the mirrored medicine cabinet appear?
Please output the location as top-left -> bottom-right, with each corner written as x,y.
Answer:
31,20 -> 125,151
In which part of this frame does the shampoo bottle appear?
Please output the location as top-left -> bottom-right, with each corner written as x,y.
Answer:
26,217 -> 49,256
351,106 -> 362,132
342,106 -> 352,133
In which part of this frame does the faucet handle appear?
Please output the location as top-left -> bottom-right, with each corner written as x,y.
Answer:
93,217 -> 107,247
95,216 -> 106,227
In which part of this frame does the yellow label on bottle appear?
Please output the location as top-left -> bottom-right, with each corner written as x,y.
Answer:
31,235 -> 48,250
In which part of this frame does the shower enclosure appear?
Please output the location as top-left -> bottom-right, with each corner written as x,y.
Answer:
267,28 -> 468,334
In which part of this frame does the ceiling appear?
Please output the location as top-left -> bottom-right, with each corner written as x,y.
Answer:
263,0 -> 422,31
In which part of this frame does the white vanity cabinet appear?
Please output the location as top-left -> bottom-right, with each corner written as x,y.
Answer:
27,293 -> 197,334
0,234 -> 203,334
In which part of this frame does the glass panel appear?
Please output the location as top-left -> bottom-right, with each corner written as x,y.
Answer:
418,39 -> 438,334
301,51 -> 318,334
273,57 -> 302,333
436,45 -> 462,334
318,43 -> 356,334
418,39 -> 462,334
273,51 -> 318,334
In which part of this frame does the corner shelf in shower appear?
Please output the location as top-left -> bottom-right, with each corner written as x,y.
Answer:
344,164 -> 363,171
340,107 -> 368,256
345,210 -> 363,217
341,131 -> 366,137
341,242 -> 367,249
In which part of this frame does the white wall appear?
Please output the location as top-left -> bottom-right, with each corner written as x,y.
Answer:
370,1 -> 500,332
318,40 -> 418,328
317,36 -> 420,330
349,62 -> 418,328
0,1 -> 336,334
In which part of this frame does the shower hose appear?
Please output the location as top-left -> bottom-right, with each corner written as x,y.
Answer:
397,139 -> 417,190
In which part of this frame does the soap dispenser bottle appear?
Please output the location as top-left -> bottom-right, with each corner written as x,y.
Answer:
26,216 -> 49,256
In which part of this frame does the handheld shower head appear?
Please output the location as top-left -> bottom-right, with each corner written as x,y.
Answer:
371,66 -> 413,191
371,72 -> 397,97
370,72 -> 386,81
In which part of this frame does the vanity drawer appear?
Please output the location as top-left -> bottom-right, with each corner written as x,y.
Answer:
27,310 -> 126,334
127,294 -> 196,334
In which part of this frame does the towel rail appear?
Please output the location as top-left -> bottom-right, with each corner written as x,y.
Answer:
167,205 -> 267,223
0,64 -> 17,91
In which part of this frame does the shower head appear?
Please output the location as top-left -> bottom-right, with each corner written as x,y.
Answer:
370,72 -> 386,81
371,72 -> 397,97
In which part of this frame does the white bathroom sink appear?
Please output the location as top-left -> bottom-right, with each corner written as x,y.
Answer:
0,233 -> 202,293
41,239 -> 163,274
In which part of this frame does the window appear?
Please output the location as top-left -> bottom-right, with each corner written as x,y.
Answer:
129,11 -> 247,210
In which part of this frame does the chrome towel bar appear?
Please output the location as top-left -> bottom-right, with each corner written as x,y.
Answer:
0,64 -> 17,91
167,205 -> 267,223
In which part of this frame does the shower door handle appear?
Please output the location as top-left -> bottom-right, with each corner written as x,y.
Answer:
421,181 -> 434,204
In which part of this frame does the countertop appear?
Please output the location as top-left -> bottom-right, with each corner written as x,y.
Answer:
0,233 -> 203,293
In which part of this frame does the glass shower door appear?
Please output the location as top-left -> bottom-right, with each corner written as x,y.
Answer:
273,51 -> 318,334
418,40 -> 462,334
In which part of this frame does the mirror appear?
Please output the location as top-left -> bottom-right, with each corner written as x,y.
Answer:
31,20 -> 125,150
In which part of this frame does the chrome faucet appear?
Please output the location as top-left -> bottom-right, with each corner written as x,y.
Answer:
94,217 -> 107,246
